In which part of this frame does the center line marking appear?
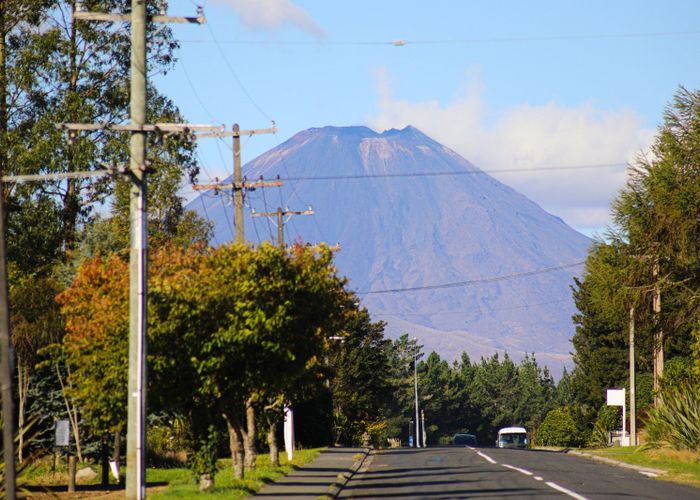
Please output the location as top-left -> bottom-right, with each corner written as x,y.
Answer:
476,451 -> 497,464
502,463 -> 533,476
546,480 -> 589,500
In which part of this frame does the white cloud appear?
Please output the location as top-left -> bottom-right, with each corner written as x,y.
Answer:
366,70 -> 655,232
219,0 -> 325,39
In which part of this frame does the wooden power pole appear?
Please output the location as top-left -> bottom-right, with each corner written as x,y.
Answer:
0,180 -> 16,499
252,207 -> 314,248
629,305 -> 636,446
652,260 -> 663,407
192,123 -> 277,243
66,3 -> 211,498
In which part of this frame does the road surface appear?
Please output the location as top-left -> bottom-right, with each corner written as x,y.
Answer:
339,446 -> 700,499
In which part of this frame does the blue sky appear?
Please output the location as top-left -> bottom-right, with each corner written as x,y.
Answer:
157,0 -> 700,236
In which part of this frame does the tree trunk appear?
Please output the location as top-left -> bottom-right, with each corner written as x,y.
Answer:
199,472 -> 214,492
56,363 -> 83,461
243,398 -> 257,470
101,434 -> 109,486
17,357 -> 29,463
268,418 -> 279,467
223,413 -> 244,480
113,430 -> 121,482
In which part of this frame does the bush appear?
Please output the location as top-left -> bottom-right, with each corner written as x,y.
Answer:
644,381 -> 700,451
147,414 -> 190,466
537,407 -> 581,447
438,435 -> 453,445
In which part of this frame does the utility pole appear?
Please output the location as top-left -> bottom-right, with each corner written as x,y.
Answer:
252,205 -> 313,460
233,124 -> 243,243
193,122 -> 277,243
251,206 -> 314,248
0,181 -> 16,499
128,2 -> 147,496
652,261 -> 663,407
414,343 -> 421,448
66,3 -> 210,498
629,305 -> 636,446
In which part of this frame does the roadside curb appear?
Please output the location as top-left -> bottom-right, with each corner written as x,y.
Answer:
323,447 -> 372,498
566,449 -> 667,477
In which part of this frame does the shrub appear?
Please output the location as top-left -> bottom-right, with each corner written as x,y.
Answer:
644,381 -> 700,451
537,407 -> 581,447
147,414 -> 190,466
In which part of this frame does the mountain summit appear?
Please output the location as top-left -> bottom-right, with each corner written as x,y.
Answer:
190,125 -> 591,374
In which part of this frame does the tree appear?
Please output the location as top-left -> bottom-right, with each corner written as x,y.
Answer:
572,87 -> 700,411
512,354 -> 554,431
416,352 -> 456,442
57,254 -> 130,438
384,335 -> 423,443
538,407 -> 581,447
570,241 -> 636,408
469,353 -> 518,441
9,271 -> 64,462
327,308 -> 393,446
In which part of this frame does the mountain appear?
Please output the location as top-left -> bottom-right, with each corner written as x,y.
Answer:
189,125 -> 591,376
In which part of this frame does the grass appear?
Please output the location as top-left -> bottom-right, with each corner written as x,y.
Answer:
20,448 -> 323,499
585,446 -> 700,487
148,448 -> 323,499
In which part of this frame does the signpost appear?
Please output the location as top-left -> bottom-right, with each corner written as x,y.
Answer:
283,405 -> 294,461
606,388 -> 628,446
55,419 -> 70,448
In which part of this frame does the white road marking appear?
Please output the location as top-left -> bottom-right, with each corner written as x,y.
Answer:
639,471 -> 659,478
546,480 -> 589,500
476,451 -> 497,464
502,463 -> 533,476
466,448 -> 587,499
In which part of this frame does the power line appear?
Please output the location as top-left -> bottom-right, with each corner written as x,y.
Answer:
275,162 -> 628,183
205,22 -> 272,121
178,58 -> 220,124
359,262 -> 585,295
198,195 -> 219,246
179,30 -> 700,46
260,184 -> 275,241
373,298 -> 573,317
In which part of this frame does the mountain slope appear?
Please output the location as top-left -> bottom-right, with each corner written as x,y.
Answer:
190,125 -> 591,374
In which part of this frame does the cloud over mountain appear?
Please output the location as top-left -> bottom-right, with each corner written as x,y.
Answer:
367,70 -> 654,233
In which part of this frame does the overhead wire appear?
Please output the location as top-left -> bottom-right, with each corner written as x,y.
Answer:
178,57 -> 219,124
372,298 -> 573,317
179,29 -> 700,46
198,195 -> 220,246
359,261 -> 585,295
260,184 -> 276,242
245,196 -> 262,245
271,134 -> 331,244
274,162 -> 628,182
205,22 -> 273,122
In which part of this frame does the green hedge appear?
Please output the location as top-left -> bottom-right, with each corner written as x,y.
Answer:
537,407 -> 581,447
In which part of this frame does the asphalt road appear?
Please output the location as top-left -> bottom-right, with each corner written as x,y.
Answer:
338,446 -> 700,499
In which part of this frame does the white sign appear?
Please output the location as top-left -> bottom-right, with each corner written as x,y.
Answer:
284,405 -> 295,461
607,388 -> 625,406
55,419 -> 70,447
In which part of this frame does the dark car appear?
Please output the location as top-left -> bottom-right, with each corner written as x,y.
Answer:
452,433 -> 477,446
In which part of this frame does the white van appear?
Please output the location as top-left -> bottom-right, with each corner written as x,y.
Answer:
496,427 -> 528,448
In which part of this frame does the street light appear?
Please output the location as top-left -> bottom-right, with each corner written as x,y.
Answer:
413,338 -> 421,448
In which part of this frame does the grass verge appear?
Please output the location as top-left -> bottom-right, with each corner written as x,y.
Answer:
149,448 -> 323,499
585,446 -> 700,487
21,448 -> 322,498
